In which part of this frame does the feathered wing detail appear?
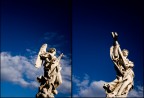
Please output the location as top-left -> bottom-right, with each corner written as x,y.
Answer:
35,44 -> 47,68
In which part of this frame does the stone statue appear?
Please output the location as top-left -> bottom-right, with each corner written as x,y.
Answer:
35,44 -> 63,98
103,32 -> 134,97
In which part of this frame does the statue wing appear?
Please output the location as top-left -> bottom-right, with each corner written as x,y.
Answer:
35,44 -> 47,68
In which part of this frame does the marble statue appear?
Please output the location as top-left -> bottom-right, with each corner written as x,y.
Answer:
103,32 -> 134,97
35,44 -> 63,98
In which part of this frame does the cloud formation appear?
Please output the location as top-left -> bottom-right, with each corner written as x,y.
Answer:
128,85 -> 143,97
1,51 -> 71,94
73,74 -> 106,97
57,55 -> 71,93
1,52 -> 40,87
73,74 -> 143,97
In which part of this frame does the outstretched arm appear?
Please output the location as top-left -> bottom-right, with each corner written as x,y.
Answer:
113,41 -> 120,58
110,32 -> 120,61
111,32 -> 129,69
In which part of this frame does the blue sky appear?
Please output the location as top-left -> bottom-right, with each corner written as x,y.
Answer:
1,0 -> 71,97
72,0 -> 143,97
1,0 -> 143,97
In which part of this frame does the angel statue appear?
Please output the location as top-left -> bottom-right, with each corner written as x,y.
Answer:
103,32 -> 134,97
35,44 -> 63,98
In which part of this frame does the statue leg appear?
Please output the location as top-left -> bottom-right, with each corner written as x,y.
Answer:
105,76 -> 124,97
48,75 -> 57,90
110,82 -> 123,96
44,70 -> 50,79
107,78 -> 119,91
41,88 -> 49,98
121,83 -> 133,96
50,72 -> 62,95
117,75 -> 132,96
107,82 -> 122,97
48,75 -> 58,95
104,78 -> 119,97
55,72 -> 62,88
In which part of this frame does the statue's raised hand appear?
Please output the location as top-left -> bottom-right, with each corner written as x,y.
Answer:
111,32 -> 118,41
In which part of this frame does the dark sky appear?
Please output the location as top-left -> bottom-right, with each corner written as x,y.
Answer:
1,0 -> 72,97
1,0 -> 72,55
72,0 -> 143,95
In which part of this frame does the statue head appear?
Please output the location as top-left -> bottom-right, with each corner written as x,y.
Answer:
48,48 -> 56,55
122,49 -> 129,57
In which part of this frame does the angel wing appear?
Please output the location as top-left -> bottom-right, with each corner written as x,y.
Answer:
35,44 -> 47,68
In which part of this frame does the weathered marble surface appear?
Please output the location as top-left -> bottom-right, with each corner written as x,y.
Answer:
103,32 -> 134,97
35,44 -> 63,98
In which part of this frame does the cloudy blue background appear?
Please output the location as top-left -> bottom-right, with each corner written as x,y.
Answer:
1,0 -> 144,97
72,0 -> 143,97
1,0 -> 71,97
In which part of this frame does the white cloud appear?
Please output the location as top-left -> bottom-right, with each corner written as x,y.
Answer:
1,51 -> 71,94
1,52 -> 43,88
128,85 -> 143,97
26,48 -> 36,54
73,74 -> 143,97
57,54 -> 71,94
73,74 -> 106,97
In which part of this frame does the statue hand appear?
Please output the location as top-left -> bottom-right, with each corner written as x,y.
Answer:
114,33 -> 118,41
112,32 -> 118,41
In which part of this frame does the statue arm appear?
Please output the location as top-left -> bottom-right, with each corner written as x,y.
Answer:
50,56 -> 57,64
113,41 -> 120,58
40,52 -> 48,57
110,45 -> 120,61
110,32 -> 120,61
111,32 -> 129,69
48,53 -> 63,76
40,52 -> 50,59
